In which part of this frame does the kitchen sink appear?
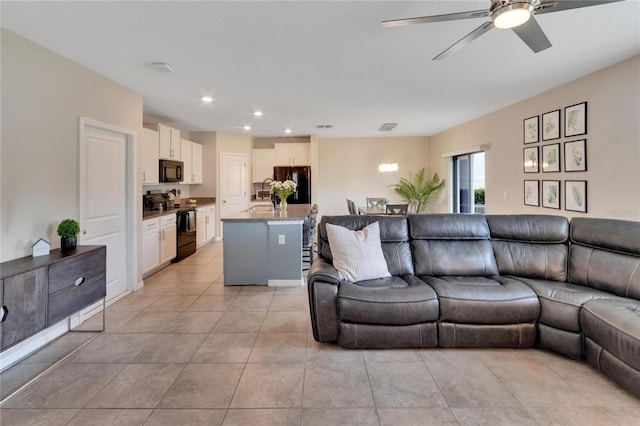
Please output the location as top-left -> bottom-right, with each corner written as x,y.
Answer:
249,205 -> 274,212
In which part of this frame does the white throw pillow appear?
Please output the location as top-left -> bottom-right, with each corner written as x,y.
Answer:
325,221 -> 391,282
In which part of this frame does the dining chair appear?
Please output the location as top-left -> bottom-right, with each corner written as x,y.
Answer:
366,197 -> 382,208
346,199 -> 358,215
385,203 -> 408,215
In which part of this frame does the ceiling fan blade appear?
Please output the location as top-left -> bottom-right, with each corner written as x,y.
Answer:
534,0 -> 625,15
382,9 -> 490,27
511,16 -> 552,53
433,21 -> 494,60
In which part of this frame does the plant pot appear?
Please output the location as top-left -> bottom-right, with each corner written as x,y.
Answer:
61,236 -> 77,251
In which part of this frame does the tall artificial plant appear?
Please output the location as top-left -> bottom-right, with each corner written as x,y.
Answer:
389,168 -> 445,213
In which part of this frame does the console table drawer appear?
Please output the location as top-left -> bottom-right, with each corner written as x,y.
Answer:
48,271 -> 106,325
48,247 -> 106,294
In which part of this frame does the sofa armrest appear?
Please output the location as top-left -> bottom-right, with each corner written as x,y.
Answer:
307,257 -> 341,343
308,257 -> 340,286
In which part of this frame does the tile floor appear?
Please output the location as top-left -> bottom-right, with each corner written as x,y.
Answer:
1,241 -> 639,425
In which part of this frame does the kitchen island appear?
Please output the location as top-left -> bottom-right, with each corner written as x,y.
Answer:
221,204 -> 312,286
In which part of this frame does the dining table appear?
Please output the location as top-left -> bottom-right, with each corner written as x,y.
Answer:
358,206 -> 387,215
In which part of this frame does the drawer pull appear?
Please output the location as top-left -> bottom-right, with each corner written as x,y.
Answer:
74,277 -> 86,287
1,306 -> 8,322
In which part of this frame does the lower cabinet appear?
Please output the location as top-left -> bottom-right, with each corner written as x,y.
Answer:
141,217 -> 161,275
0,246 -> 106,351
160,214 -> 177,264
196,205 -> 216,247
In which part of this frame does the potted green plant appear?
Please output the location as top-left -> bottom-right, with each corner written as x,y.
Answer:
389,168 -> 445,213
57,219 -> 80,251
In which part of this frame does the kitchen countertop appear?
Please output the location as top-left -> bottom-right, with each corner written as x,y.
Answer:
143,197 -> 216,220
221,204 -> 312,222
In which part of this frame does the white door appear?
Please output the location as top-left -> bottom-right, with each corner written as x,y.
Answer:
220,152 -> 247,221
79,121 -> 128,300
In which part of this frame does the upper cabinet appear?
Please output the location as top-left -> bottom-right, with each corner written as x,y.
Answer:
180,139 -> 203,184
158,123 -> 181,160
141,129 -> 160,185
274,143 -> 309,166
253,149 -> 275,183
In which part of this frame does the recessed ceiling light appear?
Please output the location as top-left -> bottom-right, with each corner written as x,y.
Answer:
253,111 -> 263,117
201,96 -> 213,103
243,125 -> 252,131
284,128 -> 292,134
148,62 -> 174,73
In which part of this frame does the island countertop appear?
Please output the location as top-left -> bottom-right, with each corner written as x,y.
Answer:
221,204 -> 313,222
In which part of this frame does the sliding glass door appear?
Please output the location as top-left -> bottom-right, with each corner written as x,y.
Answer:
452,152 -> 485,213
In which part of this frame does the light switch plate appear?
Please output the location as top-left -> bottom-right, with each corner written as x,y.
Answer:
278,234 -> 285,245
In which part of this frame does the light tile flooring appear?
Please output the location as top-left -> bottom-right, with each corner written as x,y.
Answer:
1,240 -> 639,425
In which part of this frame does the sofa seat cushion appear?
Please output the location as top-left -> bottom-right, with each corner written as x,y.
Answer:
516,278 -> 613,332
338,275 -> 439,326
580,298 -> 640,371
421,275 -> 539,324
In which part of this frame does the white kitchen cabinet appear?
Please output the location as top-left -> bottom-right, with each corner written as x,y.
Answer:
158,123 -> 181,160
160,214 -> 177,264
180,140 -> 203,184
206,206 -> 216,240
141,217 -> 160,275
141,129 -> 159,185
196,205 -> 216,247
274,143 -> 308,166
252,149 -> 275,182
192,143 -> 203,184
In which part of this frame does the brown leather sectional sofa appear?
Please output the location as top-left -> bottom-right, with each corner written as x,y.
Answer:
307,214 -> 640,397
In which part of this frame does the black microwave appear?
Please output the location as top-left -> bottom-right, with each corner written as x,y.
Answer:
159,159 -> 184,182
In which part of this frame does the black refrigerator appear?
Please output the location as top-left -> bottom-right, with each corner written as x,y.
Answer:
273,166 -> 311,204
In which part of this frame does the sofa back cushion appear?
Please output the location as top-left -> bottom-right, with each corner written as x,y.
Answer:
318,215 -> 413,276
569,218 -> 640,300
486,215 -> 569,281
409,214 -> 498,276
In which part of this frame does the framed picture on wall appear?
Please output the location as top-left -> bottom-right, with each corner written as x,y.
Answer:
564,139 -> 587,172
542,109 -> 561,141
565,102 -> 587,137
523,147 -> 539,173
524,180 -> 539,206
524,116 -> 539,144
542,143 -> 561,173
565,180 -> 588,213
542,180 -> 561,209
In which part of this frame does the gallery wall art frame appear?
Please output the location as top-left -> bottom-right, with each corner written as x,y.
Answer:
523,146 -> 539,173
524,116 -> 539,144
542,143 -> 561,173
542,180 -> 561,209
524,180 -> 540,207
542,109 -> 561,141
564,139 -> 587,172
565,180 -> 588,213
565,102 -> 587,137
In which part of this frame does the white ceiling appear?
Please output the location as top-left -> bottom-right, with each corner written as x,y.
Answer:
2,1 -> 639,137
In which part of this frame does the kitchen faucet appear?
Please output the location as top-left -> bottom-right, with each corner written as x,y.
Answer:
261,178 -> 273,194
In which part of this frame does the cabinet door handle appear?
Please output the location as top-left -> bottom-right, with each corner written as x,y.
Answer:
1,306 -> 8,323
74,277 -> 85,287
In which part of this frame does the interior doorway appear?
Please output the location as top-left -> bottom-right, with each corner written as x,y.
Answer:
452,151 -> 485,213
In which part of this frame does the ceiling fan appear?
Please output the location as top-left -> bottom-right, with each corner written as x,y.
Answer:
382,0 -> 624,60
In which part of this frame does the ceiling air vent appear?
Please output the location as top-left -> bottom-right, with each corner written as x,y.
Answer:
148,62 -> 175,73
316,124 -> 333,129
379,123 -> 397,132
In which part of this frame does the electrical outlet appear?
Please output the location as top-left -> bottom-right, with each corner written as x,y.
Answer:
278,234 -> 285,245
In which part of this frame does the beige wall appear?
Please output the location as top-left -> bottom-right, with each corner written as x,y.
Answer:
1,30 -> 144,262
253,136 -> 310,149
317,136 -> 433,216
429,55 -> 640,220
188,131 -> 217,198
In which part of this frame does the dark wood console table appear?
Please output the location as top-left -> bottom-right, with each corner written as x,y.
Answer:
0,246 -> 106,351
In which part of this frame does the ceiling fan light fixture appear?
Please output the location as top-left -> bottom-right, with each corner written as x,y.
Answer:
492,2 -> 534,29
